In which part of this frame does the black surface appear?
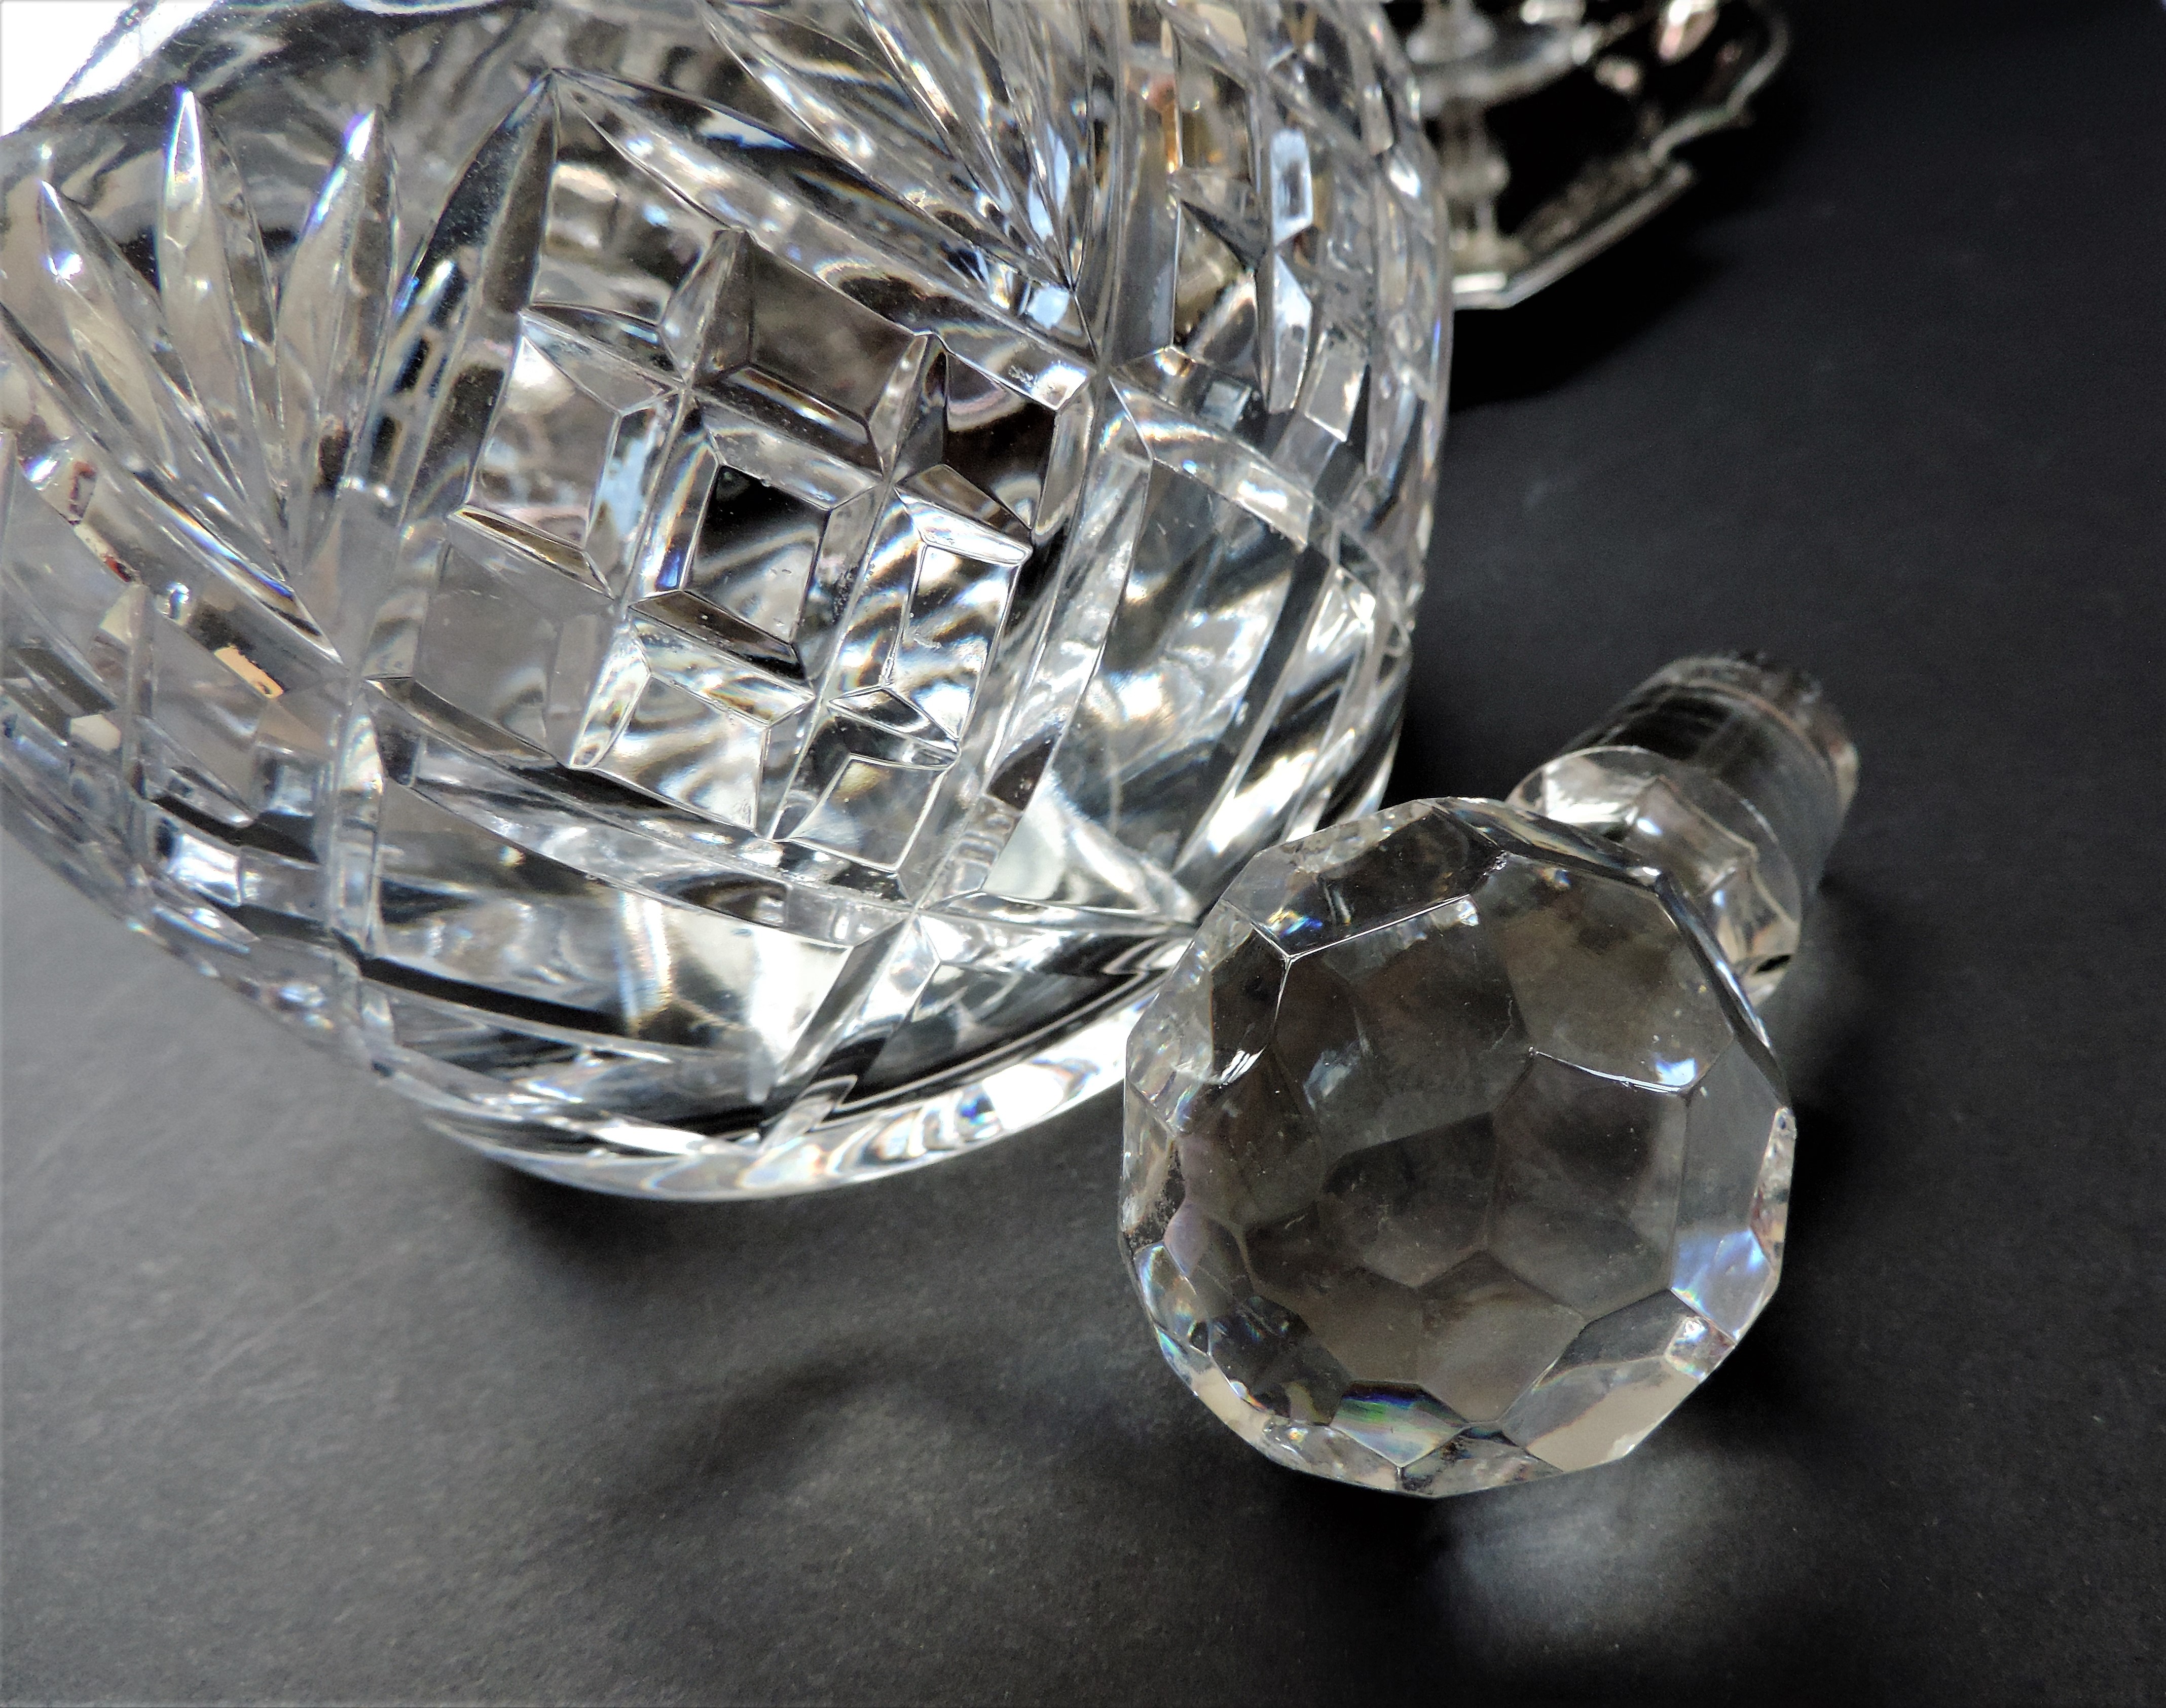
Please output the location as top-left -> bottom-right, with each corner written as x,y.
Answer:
5,3 -> 2163,1702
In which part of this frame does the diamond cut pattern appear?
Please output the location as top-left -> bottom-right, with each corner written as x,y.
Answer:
421,82 -> 1042,872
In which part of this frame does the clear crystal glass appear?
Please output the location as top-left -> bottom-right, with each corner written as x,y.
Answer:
0,1 -> 1447,1196
1121,655 -> 1854,1494
1394,0 -> 1789,308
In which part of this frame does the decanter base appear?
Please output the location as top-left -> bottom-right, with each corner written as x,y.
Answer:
403,988 -> 1155,1200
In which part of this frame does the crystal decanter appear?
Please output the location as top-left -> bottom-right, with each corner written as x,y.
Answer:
0,1 -> 1448,1195
1122,655 -> 1855,1493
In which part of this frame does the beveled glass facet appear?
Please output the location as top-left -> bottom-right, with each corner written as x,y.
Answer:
0,1 -> 1448,1195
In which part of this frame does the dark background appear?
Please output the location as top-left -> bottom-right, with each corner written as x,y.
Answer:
5,1 -> 2161,1701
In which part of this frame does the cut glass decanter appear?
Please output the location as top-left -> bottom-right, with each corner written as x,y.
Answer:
0,1 -> 1448,1196
1122,655 -> 1855,1494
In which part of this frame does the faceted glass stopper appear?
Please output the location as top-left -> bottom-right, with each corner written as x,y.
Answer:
1122,657 -> 1852,1494
0,1 -> 1448,1196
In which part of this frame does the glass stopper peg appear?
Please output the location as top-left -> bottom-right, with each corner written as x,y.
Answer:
1121,654 -> 1855,1496
1510,653 -> 1858,1005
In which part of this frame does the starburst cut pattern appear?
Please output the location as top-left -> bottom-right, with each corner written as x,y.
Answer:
0,0 -> 1446,1196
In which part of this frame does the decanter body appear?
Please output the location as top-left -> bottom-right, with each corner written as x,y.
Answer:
0,1 -> 1447,1195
